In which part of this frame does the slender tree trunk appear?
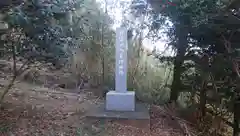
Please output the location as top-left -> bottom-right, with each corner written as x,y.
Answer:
0,76 -> 16,104
233,96 -> 240,136
170,25 -> 188,102
101,25 -> 105,85
0,45 -> 17,105
200,81 -> 207,117
101,0 -> 108,86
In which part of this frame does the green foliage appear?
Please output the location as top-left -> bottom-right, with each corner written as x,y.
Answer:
2,0 -> 83,65
131,0 -> 240,135
0,123 -> 10,133
1,0 -> 239,135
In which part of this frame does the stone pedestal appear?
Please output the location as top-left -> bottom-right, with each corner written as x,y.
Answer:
87,102 -> 149,120
106,91 -> 135,111
86,26 -> 149,121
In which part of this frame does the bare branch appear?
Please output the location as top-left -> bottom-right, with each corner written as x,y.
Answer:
221,34 -> 240,78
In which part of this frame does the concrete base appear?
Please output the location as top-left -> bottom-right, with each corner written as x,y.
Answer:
106,91 -> 135,111
87,102 -> 150,120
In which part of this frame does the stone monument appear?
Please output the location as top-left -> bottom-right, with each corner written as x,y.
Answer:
106,26 -> 135,111
87,26 -> 149,121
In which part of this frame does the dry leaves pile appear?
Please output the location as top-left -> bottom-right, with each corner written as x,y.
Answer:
0,85 -> 197,136
0,61 -> 199,136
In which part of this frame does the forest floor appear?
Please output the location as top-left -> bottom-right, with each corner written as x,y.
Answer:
0,62 -> 194,136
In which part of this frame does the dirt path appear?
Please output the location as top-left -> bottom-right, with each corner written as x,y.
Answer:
0,80 -> 189,136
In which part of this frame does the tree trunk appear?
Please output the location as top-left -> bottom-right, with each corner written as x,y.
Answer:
0,76 -> 16,105
233,96 -> 240,136
0,45 -> 17,106
170,25 -> 188,102
101,27 -> 105,85
200,81 -> 207,117
101,0 -> 107,86
170,57 -> 182,101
